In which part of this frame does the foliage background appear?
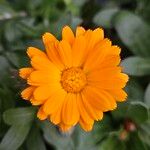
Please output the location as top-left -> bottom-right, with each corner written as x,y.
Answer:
0,0 -> 150,150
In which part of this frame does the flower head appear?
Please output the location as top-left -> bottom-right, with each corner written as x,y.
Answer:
19,26 -> 128,132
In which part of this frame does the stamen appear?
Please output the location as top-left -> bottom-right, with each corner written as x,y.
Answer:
60,67 -> 87,93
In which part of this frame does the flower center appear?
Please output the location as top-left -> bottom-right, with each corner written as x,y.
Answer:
60,67 -> 87,93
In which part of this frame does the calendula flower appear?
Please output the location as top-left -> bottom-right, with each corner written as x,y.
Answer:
19,26 -> 128,132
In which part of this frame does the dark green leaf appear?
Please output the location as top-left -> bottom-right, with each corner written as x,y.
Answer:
41,121 -> 74,150
3,107 -> 37,125
26,126 -> 46,150
114,11 -> 150,57
94,8 -> 119,28
121,57 -> 150,76
0,124 -> 31,150
111,102 -> 129,120
126,102 -> 149,124
144,83 -> 150,107
72,127 -> 97,150
98,135 -> 126,150
125,78 -> 144,101
127,132 -> 147,150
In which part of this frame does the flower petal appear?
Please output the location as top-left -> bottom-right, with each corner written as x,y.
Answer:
28,70 -> 60,86
37,106 -> 48,120
83,38 -> 112,72
19,67 -> 34,79
62,26 -> 74,45
82,86 -> 111,112
33,85 -> 61,100
59,123 -> 72,132
77,93 -> 93,124
79,118 -> 94,131
62,93 -> 80,125
76,26 -> 85,37
21,86 -> 35,100
72,36 -> 86,67
50,108 -> 62,125
43,89 -> 66,114
81,92 -> 103,121
58,40 -> 72,67
27,47 -> 47,58
42,33 -> 64,70
109,89 -> 127,102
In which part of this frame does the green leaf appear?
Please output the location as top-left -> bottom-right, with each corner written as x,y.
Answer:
0,124 -> 31,150
98,135 -> 126,150
72,127 -> 97,150
126,102 -> 149,124
3,107 -> 37,125
41,121 -> 74,150
127,132 -> 147,150
92,116 -> 113,143
125,78 -> 144,101
144,83 -> 150,107
140,121 -> 150,146
26,126 -> 46,150
114,11 -> 150,57
121,57 -> 150,76
112,101 -> 149,124
111,102 -> 129,120
93,8 -> 119,28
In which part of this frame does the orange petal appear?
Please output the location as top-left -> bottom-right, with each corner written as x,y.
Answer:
50,108 -> 62,125
92,28 -> 104,43
87,67 -> 121,81
100,55 -> 121,69
84,28 -> 104,54
28,70 -> 60,86
77,93 -> 93,124
83,38 -> 112,72
21,86 -> 35,100
81,92 -> 103,121
79,118 -> 94,131
37,106 -> 48,120
59,123 -> 72,132
19,67 -> 34,79
31,56 -> 60,71
109,89 -> 127,102
82,86 -> 111,112
62,93 -> 79,125
62,26 -> 74,45
30,97 -> 46,105
43,89 -> 66,114
42,32 -> 56,44
76,26 -> 85,37
27,47 -> 46,58
42,33 -> 64,70
72,36 -> 86,67
58,40 -> 72,67
33,85 -> 61,100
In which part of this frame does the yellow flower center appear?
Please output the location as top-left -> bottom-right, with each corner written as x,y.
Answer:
61,67 -> 87,93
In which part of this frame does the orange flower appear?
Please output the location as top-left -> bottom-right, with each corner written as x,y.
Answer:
19,26 -> 128,132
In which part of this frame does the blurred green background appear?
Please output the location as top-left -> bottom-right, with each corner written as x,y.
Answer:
0,0 -> 150,150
